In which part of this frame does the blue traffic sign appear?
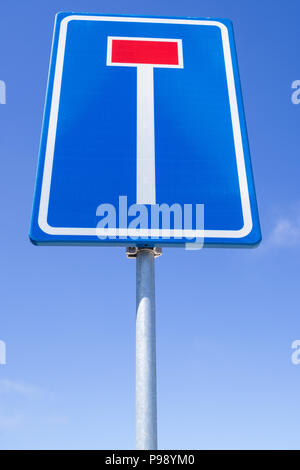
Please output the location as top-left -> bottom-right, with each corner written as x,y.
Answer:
30,13 -> 261,247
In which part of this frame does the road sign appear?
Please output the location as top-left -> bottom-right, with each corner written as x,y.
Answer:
30,13 -> 261,247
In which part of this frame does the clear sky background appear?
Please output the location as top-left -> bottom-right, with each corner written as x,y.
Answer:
0,0 -> 300,450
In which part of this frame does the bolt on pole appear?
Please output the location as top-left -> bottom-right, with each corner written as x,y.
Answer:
127,246 -> 162,450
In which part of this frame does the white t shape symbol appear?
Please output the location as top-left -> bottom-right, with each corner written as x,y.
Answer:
107,37 -> 183,205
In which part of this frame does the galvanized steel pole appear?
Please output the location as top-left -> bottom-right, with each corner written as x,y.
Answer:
136,248 -> 157,450
127,246 -> 161,450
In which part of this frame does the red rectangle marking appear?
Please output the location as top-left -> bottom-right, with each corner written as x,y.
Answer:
111,39 -> 179,65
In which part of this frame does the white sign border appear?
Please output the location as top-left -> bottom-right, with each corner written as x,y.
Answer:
38,15 -> 253,239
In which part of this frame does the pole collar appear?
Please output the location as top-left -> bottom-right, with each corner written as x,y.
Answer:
126,246 -> 162,259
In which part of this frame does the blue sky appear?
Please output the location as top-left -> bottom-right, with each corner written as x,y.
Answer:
0,0 -> 300,450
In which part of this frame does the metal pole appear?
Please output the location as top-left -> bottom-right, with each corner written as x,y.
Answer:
135,247 -> 158,450
126,246 -> 161,449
